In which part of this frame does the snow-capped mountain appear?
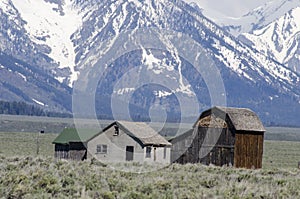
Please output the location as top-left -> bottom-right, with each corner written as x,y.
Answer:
189,0 -> 300,77
1,0 -> 300,125
0,0 -> 72,112
7,0 -> 82,86
238,4 -> 300,74
188,0 -> 300,36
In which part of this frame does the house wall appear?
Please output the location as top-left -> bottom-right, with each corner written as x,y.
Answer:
144,146 -> 171,164
87,127 -> 144,163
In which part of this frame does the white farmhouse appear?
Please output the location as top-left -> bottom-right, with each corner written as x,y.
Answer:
87,121 -> 172,164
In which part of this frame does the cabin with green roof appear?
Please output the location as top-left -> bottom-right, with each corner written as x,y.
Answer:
52,128 -> 99,161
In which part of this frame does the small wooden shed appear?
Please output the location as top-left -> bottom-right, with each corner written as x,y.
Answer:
52,128 -> 99,161
170,106 -> 265,169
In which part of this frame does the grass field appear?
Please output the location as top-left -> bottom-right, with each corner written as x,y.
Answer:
1,132 -> 300,169
1,131 -> 300,198
0,132 -> 56,157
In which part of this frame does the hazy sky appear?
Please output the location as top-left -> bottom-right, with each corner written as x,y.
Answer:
184,0 -> 272,17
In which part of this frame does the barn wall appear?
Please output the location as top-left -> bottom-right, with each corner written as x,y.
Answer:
87,127 -> 144,163
171,127 -> 235,166
234,131 -> 264,169
170,130 -> 194,163
199,127 -> 235,166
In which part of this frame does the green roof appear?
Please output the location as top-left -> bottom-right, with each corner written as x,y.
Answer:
52,128 -> 100,144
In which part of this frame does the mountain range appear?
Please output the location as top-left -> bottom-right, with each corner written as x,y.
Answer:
0,0 -> 300,126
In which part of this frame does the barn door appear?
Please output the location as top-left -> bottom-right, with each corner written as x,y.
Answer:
126,146 -> 134,161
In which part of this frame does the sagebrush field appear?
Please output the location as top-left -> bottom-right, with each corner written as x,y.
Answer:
1,132 -> 300,198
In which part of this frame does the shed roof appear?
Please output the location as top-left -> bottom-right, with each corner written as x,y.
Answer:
52,128 -> 99,144
195,106 -> 265,132
98,121 -> 171,146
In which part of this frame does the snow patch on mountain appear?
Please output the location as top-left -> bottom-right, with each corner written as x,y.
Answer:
154,90 -> 173,98
11,0 -> 82,86
32,98 -> 45,106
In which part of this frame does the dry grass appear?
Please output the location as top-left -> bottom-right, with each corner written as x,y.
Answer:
0,132 -> 56,157
1,156 -> 300,198
1,132 -> 300,198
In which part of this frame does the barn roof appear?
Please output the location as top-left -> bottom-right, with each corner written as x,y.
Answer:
99,121 -> 171,146
195,106 -> 265,132
52,128 -> 99,144
168,129 -> 194,143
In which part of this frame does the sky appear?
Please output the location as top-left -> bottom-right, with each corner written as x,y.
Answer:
183,0 -> 273,17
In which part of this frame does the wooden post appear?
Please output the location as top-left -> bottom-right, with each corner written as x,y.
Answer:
36,131 -> 40,155
36,130 -> 44,156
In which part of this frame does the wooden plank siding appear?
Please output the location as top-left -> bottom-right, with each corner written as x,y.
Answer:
198,127 -> 235,167
173,127 -> 235,166
234,132 -> 264,169
69,142 -> 87,161
54,142 -> 87,161
54,144 -> 69,159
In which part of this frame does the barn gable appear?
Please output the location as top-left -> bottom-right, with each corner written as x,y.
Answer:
195,106 -> 265,132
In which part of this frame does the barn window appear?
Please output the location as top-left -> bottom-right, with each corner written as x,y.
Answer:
96,144 -> 107,154
146,147 -> 151,158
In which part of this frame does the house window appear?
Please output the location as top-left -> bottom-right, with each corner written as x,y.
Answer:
163,147 -> 167,159
146,146 -> 151,158
96,144 -> 107,154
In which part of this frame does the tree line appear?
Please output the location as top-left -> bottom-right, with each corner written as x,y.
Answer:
0,101 -> 72,118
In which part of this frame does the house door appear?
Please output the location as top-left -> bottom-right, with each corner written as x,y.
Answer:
126,146 -> 134,161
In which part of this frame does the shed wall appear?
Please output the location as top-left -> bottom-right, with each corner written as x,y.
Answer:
234,132 -> 264,169
54,144 -> 69,159
69,142 -> 87,161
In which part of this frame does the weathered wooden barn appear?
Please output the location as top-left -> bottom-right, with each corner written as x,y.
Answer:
170,106 -> 265,169
53,121 -> 172,164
